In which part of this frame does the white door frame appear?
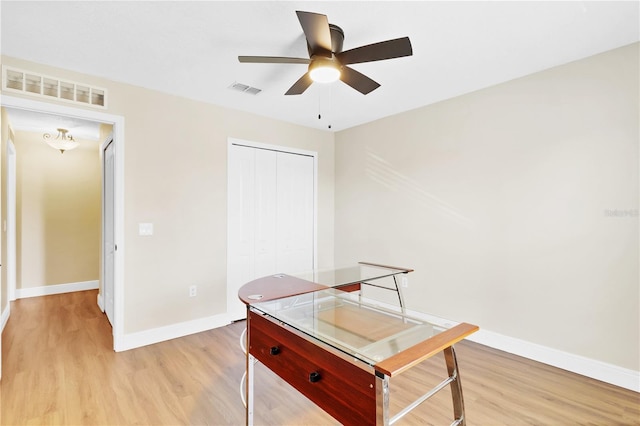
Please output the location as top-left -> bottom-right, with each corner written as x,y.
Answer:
226,137 -> 318,319
6,138 -> 16,302
100,135 -> 115,325
1,95 -> 126,351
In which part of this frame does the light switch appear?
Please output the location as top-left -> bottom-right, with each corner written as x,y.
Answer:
139,223 -> 153,236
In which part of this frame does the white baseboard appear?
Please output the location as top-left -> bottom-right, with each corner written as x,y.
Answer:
97,293 -> 105,312
115,313 -> 231,352
361,297 -> 640,393
1,303 -> 10,332
466,327 -> 640,393
16,280 -> 99,299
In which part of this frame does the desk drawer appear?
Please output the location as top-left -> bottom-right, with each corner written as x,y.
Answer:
249,311 -> 376,425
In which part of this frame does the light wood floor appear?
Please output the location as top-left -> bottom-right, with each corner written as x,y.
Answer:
1,290 -> 638,425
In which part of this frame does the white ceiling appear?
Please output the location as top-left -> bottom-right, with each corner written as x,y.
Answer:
4,108 -> 102,141
1,1 -> 639,134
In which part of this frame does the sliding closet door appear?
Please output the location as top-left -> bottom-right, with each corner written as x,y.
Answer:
276,152 -> 314,274
227,144 -> 256,321
253,149 -> 277,278
227,143 -> 315,320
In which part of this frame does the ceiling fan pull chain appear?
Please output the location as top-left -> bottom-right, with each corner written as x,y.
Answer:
327,85 -> 332,129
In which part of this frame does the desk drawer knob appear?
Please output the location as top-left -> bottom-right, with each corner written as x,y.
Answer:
309,371 -> 321,383
270,346 -> 280,356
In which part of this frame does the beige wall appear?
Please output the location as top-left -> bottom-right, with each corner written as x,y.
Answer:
112,85 -> 335,332
334,43 -> 639,370
0,55 -> 335,335
14,130 -> 101,288
3,42 -> 635,375
1,107 -> 10,315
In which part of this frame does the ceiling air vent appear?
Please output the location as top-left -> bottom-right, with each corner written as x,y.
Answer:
229,82 -> 261,95
2,66 -> 108,108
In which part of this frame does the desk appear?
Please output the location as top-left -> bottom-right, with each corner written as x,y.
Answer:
239,263 -> 478,425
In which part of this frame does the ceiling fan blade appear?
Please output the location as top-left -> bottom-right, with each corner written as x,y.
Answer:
340,66 -> 380,95
238,56 -> 310,64
336,37 -> 413,65
285,73 -> 314,95
296,11 -> 332,57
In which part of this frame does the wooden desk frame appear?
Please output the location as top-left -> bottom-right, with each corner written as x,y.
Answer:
239,264 -> 478,425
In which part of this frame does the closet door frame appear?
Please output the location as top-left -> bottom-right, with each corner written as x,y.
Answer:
226,137 -> 318,320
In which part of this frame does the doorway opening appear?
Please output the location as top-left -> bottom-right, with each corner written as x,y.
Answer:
1,95 -> 125,351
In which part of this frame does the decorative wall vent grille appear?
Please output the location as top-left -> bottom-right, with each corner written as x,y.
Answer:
2,66 -> 108,108
229,82 -> 262,95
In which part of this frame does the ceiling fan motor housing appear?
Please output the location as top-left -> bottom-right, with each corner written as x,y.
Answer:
329,24 -> 344,53
307,23 -> 344,56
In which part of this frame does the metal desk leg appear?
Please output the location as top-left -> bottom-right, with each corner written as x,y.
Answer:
246,353 -> 255,425
443,346 -> 466,426
392,275 -> 407,316
375,371 -> 390,425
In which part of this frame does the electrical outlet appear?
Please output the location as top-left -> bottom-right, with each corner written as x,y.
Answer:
139,223 -> 153,236
189,285 -> 197,297
401,276 -> 408,288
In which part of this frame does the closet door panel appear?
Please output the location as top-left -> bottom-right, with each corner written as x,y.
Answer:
254,149 -> 278,279
276,152 -> 314,274
227,143 -> 315,320
227,145 -> 256,318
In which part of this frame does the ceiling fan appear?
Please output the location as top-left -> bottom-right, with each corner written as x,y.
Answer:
238,10 -> 413,95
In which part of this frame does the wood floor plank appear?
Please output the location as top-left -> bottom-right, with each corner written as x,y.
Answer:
1,290 -> 638,425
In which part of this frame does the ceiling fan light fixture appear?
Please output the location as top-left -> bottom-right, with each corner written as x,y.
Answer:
309,57 -> 341,83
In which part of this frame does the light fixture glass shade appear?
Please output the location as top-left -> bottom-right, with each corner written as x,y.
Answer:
43,128 -> 79,154
309,57 -> 341,83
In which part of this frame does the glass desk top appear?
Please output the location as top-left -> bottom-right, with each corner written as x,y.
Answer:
290,262 -> 411,288
250,288 -> 445,367
239,262 -> 413,304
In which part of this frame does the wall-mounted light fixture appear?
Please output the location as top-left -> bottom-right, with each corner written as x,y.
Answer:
43,128 -> 79,154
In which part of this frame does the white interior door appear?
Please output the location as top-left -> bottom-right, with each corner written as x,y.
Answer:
227,142 -> 315,321
103,138 -> 115,326
7,139 -> 17,302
